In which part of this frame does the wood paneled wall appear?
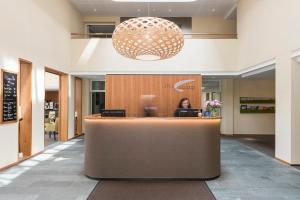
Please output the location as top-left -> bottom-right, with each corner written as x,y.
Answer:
19,60 -> 32,157
105,75 -> 202,117
59,74 -> 69,141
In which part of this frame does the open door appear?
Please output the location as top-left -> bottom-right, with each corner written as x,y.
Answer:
74,77 -> 82,136
19,59 -> 32,159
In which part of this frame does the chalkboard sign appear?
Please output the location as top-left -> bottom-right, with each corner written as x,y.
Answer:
1,70 -> 18,123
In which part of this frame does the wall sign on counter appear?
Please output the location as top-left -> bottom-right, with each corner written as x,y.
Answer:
0,69 -> 18,123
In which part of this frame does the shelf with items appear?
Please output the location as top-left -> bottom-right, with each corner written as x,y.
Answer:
240,107 -> 275,114
240,97 -> 275,104
44,101 -> 59,111
240,97 -> 275,114
44,101 -> 59,119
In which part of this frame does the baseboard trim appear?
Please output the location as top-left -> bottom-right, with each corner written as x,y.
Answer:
0,150 -> 43,172
275,157 -> 291,165
69,133 -> 84,140
230,134 -> 275,136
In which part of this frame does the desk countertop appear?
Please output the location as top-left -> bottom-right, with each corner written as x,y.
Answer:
85,115 -> 221,121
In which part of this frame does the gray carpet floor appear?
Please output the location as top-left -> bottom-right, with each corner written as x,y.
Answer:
227,135 -> 300,171
0,136 -> 300,200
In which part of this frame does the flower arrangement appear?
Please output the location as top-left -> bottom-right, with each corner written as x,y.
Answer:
206,100 -> 221,109
205,100 -> 222,117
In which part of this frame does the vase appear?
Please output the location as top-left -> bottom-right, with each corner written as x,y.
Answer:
211,108 -> 218,118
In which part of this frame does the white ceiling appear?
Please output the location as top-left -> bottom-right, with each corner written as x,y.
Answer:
70,0 -> 238,18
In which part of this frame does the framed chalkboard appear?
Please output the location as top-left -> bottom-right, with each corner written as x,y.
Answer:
1,69 -> 18,123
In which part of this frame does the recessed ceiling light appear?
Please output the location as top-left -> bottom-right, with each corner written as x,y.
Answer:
113,0 -> 196,2
211,8 -> 216,12
168,8 -> 172,12
93,8 -> 97,12
137,8 -> 141,12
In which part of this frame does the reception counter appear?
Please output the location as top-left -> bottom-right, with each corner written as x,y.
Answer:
84,117 -> 220,180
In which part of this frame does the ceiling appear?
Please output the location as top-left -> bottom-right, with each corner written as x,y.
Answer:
242,69 -> 275,80
203,69 -> 275,81
70,0 -> 238,18
76,75 -> 106,80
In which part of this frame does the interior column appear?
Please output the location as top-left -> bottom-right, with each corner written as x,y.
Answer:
220,79 -> 234,135
275,55 -> 300,164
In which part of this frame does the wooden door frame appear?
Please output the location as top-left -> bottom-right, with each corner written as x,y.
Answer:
19,58 -> 33,157
45,67 -> 68,141
74,77 -> 82,136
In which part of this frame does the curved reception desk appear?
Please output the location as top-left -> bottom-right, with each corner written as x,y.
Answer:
85,117 -> 220,180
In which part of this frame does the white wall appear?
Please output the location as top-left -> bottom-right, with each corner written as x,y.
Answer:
0,0 -> 83,168
291,59 -> 300,163
71,39 -> 238,73
233,79 -> 275,135
237,0 -> 300,164
82,16 -> 236,36
221,79 -> 275,136
237,0 -> 293,69
83,16 -> 121,25
68,76 -> 75,139
45,72 -> 59,91
192,17 -> 236,35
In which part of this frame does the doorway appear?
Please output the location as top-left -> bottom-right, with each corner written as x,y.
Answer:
19,59 -> 32,159
230,69 -> 276,157
45,67 -> 69,142
44,72 -> 60,147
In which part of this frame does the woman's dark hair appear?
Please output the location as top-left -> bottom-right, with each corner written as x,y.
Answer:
178,97 -> 191,108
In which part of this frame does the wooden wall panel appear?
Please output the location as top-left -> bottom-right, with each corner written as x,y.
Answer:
59,74 -> 68,141
105,75 -> 202,117
74,77 -> 82,136
19,60 -> 32,157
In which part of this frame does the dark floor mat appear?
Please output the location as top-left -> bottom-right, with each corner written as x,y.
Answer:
88,180 -> 216,200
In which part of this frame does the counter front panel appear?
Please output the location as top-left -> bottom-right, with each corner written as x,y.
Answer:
85,117 -> 220,180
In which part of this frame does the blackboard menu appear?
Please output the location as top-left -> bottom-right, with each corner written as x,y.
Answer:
2,71 -> 18,122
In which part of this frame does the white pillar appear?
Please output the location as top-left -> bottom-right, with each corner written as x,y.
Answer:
276,55 -> 300,164
221,79 -> 234,135
291,59 -> 300,164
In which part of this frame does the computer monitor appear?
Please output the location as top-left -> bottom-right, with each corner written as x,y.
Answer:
99,109 -> 126,117
174,108 -> 201,117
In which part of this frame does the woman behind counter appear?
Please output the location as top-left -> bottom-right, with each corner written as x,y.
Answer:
174,97 -> 191,117
178,97 -> 191,109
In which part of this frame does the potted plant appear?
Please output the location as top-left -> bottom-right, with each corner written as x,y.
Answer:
205,100 -> 221,117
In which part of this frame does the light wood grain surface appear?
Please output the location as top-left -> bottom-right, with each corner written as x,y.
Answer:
105,74 -> 202,117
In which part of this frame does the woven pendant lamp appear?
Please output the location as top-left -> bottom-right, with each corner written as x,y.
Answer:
112,16 -> 184,61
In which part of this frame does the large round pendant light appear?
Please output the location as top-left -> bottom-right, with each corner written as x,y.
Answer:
112,17 -> 184,61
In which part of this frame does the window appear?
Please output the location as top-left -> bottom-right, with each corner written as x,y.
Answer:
85,23 -> 115,38
202,80 -> 222,115
90,81 -> 105,114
